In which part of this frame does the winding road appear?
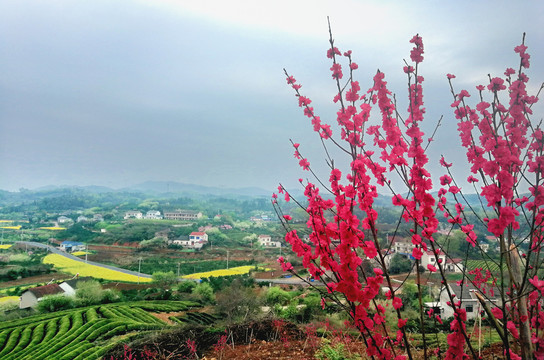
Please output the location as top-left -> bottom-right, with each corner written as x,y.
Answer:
16,241 -> 320,285
16,241 -> 152,279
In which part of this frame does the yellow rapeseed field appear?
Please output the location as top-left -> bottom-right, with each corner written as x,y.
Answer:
0,244 -> 13,249
38,227 -> 66,230
0,226 -> 21,230
43,254 -> 152,283
71,251 -> 89,256
0,296 -> 19,305
182,265 -> 258,279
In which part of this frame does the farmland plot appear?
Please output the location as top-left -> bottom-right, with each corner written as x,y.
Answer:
0,300 -> 199,360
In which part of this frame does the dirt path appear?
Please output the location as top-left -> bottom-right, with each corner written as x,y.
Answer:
149,311 -> 185,325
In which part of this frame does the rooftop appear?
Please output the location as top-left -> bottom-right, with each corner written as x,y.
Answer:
28,283 -> 64,298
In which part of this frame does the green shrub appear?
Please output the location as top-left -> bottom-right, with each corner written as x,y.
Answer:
280,303 -> 299,321
152,271 -> 177,287
75,280 -> 103,307
265,286 -> 291,306
38,295 -> 75,313
177,281 -> 196,293
315,341 -> 361,360
192,283 -> 215,304
101,289 -> 121,304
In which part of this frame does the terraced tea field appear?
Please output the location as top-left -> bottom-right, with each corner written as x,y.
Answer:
0,300 -> 199,359
466,260 -> 506,273
169,311 -> 219,325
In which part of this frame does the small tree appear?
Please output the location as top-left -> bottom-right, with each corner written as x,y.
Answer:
274,21 -> 544,360
75,280 -> 103,306
265,286 -> 292,306
215,279 -> 261,323
152,271 -> 177,287
38,294 -> 74,313
177,280 -> 197,293
388,254 -> 412,275
192,282 -> 214,304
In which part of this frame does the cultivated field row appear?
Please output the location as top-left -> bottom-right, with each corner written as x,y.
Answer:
0,300 -> 199,360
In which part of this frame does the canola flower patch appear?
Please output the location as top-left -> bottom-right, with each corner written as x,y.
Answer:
0,244 -> 12,249
71,251 -> 90,256
0,226 -> 21,230
182,265 -> 259,279
38,226 -> 66,230
43,254 -> 152,283
0,296 -> 19,305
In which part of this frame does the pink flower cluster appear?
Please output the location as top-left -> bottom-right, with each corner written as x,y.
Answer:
279,32 -> 544,360
449,38 -> 540,239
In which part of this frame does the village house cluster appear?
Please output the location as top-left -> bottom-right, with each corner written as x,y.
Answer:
381,235 -> 464,273
57,213 -> 104,224
169,232 -> 209,250
123,210 -> 203,221
19,277 -> 93,309
257,234 -> 281,248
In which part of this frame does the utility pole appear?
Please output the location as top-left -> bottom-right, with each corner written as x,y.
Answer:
138,257 -> 142,284
85,244 -> 88,264
227,250 -> 229,269
177,262 -> 180,277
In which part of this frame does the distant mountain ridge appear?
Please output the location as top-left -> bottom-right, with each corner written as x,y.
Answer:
122,181 -> 272,197
2,182 -> 274,198
1,182 -> 495,208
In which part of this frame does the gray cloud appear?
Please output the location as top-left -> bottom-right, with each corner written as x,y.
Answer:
1,0 -> 543,193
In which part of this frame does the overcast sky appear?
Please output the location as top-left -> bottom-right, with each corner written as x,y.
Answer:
1,0 -> 543,193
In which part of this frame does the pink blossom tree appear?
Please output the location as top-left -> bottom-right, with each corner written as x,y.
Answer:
274,21 -> 544,360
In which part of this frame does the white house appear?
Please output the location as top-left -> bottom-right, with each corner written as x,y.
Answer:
19,283 -> 65,309
439,284 -> 501,320
391,237 -> 413,254
190,232 -> 208,242
258,234 -> 281,248
171,236 -> 205,250
175,240 -> 204,250
77,216 -> 88,223
420,251 -> 447,269
124,211 -> 143,219
57,216 -> 73,224
58,277 -> 94,296
163,210 -> 202,221
445,258 -> 464,273
380,249 -> 395,269
59,241 -> 86,253
20,278 -> 95,308
145,210 -> 162,220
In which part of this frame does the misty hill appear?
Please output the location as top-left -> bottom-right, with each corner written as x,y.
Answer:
0,181 -> 494,210
0,182 -> 276,208
123,181 -> 271,198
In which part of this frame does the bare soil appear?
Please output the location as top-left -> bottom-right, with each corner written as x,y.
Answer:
0,273 -> 72,288
102,282 -> 155,291
149,311 -> 185,325
202,339 -> 320,360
